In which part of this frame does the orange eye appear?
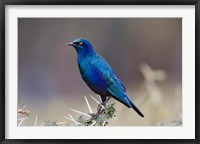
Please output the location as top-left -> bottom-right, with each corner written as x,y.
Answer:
79,42 -> 83,45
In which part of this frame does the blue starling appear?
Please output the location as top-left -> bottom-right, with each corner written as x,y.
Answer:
68,38 -> 144,117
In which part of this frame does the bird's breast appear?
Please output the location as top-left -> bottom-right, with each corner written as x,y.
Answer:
78,59 -> 111,95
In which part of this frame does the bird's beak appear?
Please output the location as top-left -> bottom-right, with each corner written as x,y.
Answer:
68,42 -> 74,46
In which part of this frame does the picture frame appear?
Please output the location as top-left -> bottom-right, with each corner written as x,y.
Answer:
1,0 -> 199,143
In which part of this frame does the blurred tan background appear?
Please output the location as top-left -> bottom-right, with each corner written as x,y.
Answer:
18,18 -> 182,126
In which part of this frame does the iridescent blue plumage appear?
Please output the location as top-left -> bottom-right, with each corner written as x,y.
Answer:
68,38 -> 144,117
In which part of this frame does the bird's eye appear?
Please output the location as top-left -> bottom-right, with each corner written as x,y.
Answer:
79,42 -> 83,45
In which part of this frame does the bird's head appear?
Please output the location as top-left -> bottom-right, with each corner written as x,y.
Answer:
68,38 -> 94,55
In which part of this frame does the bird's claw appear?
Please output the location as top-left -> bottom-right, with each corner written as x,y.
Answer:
88,103 -> 106,120
89,113 -> 98,119
97,103 -> 106,112
89,111 -> 101,119
88,113 -> 97,117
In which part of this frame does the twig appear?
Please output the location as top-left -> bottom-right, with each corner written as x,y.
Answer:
18,117 -> 28,126
34,115 -> 38,126
64,115 -> 81,126
68,113 -> 81,125
84,96 -> 93,113
99,95 -> 103,103
70,108 -> 91,117
90,121 -> 96,126
102,120 -> 107,126
56,121 -> 67,125
89,95 -> 100,104
18,105 -> 30,116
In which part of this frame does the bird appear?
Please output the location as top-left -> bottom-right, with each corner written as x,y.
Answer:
68,38 -> 144,117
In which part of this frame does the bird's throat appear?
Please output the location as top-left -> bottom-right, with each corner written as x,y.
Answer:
77,49 -> 95,62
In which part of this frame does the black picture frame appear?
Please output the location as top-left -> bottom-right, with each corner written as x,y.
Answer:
1,0 -> 199,144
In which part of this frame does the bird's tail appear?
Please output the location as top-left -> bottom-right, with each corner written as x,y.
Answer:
107,88 -> 144,117
127,97 -> 144,117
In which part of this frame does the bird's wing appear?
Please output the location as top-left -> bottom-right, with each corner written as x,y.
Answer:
106,72 -> 144,117
105,72 -> 132,108
94,55 -> 144,117
112,72 -> 126,91
94,55 -> 131,107
95,54 -> 126,91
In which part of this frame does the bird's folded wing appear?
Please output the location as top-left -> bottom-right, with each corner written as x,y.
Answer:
105,73 -> 132,108
104,71 -> 144,117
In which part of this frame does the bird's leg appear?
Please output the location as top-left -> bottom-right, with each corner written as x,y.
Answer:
103,96 -> 111,105
90,96 -> 111,120
97,96 -> 111,113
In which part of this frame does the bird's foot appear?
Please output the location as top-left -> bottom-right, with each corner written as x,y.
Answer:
88,103 -> 106,120
89,110 -> 101,120
89,112 -> 100,120
97,103 -> 106,113
88,113 -> 97,118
